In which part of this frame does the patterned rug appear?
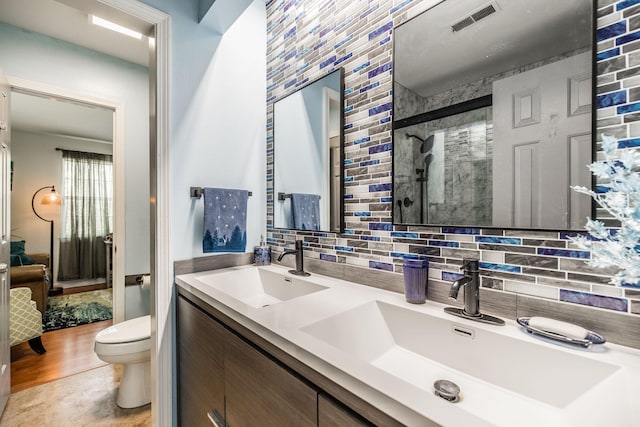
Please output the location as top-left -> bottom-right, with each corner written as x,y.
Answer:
43,289 -> 113,332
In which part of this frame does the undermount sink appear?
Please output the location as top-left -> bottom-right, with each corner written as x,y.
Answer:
196,267 -> 327,309
301,300 -> 619,408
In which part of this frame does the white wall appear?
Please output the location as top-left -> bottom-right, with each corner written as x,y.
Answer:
143,0 -> 266,260
0,22 -> 150,277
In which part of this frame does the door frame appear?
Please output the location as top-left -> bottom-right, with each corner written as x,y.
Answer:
7,77 -> 126,324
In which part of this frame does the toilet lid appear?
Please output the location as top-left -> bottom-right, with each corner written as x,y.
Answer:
95,315 -> 151,344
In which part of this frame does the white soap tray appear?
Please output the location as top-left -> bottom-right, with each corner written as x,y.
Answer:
517,317 -> 606,348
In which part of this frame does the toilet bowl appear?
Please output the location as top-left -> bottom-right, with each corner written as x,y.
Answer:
94,315 -> 151,408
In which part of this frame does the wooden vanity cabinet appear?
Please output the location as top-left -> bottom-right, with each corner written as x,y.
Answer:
177,296 -> 227,427
318,394 -> 372,427
177,291 -> 401,427
225,331 -> 317,427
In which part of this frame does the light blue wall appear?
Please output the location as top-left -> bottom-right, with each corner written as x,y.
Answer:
140,0 -> 267,262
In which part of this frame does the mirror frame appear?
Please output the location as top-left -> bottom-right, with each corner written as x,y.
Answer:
272,68 -> 345,233
391,0 -> 597,231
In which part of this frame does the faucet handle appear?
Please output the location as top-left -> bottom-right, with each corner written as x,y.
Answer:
460,258 -> 479,272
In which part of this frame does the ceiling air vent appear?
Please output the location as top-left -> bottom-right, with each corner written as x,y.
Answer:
451,2 -> 498,32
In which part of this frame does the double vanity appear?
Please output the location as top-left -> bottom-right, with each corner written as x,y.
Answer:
176,264 -> 640,426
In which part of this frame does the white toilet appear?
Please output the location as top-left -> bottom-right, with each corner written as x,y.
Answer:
94,315 -> 151,408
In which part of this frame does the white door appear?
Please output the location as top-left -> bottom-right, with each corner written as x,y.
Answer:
0,70 -> 11,416
492,52 -> 591,229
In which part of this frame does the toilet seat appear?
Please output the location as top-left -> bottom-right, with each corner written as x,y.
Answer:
96,315 -> 150,344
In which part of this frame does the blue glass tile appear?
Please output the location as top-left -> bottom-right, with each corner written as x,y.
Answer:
369,142 -> 392,154
320,55 -> 336,70
334,36 -> 353,50
360,4 -> 379,19
595,184 -> 612,193
344,123 -> 353,130
354,212 -> 371,217
284,26 -> 297,39
390,0 -> 412,14
335,246 -> 354,252
294,77 -> 309,87
560,290 -> 628,312
390,231 -> 419,238
618,137 -> 640,148
369,260 -> 394,271
313,232 -> 328,237
335,53 -> 353,66
361,235 -> 381,241
344,159 -> 354,165
354,136 -> 371,144
320,253 -> 337,262
266,82 -> 277,90
283,0 -> 296,12
617,30 -> 640,45
618,102 -> 640,114
479,262 -> 521,273
537,248 -> 590,259
344,194 -> 354,199
380,36 -> 391,46
597,21 -> 627,42
368,21 -> 393,41
284,49 -> 297,61
344,176 -> 354,182
368,102 -> 393,116
319,25 -> 334,38
295,63 -> 309,73
369,222 -> 393,231
428,240 -> 459,248
360,82 -> 380,93
308,24 -> 320,34
353,61 -> 370,73
266,135 -> 274,141
344,105 -> 354,113
368,62 -> 392,79
267,95 -> 276,103
369,183 -> 392,192
390,252 -> 422,259
344,229 -> 355,234
360,159 -> 380,166
313,40 -> 327,51
380,197 -> 392,202
617,0 -> 640,11
344,88 -> 354,96
380,117 -> 391,124
597,47 -> 620,61
284,79 -> 297,89
475,236 -> 522,245
442,271 -> 464,282
596,90 -> 627,108
442,227 -> 481,235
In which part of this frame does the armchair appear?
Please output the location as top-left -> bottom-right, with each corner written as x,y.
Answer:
10,253 -> 50,314
10,287 -> 46,354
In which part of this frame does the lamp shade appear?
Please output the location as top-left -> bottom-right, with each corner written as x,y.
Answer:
40,189 -> 61,206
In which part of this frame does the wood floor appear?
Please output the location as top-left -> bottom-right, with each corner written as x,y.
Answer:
10,286 -> 112,393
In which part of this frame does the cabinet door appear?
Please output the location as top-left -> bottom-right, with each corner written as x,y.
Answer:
225,333 -> 317,427
318,394 -> 371,427
177,296 -> 227,427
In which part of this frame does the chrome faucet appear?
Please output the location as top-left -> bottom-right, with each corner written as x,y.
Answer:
277,240 -> 310,276
444,258 -> 504,326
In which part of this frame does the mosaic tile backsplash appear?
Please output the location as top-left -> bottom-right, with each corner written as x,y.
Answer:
265,0 -> 640,326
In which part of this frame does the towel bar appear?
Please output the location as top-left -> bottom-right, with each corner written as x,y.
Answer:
278,192 -> 320,201
191,187 -> 252,199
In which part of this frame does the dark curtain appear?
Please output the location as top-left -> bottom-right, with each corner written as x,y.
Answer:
58,150 -> 113,281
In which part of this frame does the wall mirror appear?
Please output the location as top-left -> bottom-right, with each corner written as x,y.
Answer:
274,68 -> 344,232
393,0 -> 593,230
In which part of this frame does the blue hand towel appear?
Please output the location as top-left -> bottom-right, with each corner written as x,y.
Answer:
291,193 -> 320,231
203,188 -> 248,253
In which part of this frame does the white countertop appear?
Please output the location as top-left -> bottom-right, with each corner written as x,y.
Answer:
176,264 -> 640,427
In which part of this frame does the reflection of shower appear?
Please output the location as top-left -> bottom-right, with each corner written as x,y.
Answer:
408,134 -> 435,223
396,197 -> 414,223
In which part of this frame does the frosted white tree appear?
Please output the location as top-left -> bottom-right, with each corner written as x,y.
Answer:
571,135 -> 640,286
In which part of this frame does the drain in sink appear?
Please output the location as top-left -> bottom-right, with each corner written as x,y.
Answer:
433,379 -> 460,402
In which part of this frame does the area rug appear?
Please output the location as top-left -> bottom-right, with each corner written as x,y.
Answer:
43,289 -> 112,332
